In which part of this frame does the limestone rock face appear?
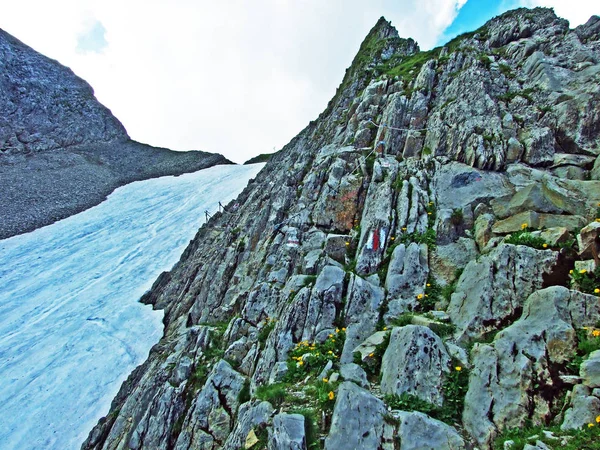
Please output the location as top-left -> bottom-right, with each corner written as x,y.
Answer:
447,244 -> 558,341
174,360 -> 246,449
381,325 -> 450,405
82,8 -> 600,450
464,287 -> 600,448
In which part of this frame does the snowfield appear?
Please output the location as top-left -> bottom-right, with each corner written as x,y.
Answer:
0,163 -> 264,450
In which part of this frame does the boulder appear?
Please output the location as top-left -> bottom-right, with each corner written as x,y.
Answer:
561,385 -> 600,430
551,165 -> 587,180
492,211 -> 539,234
538,227 -> 570,246
537,213 -> 587,232
222,401 -> 274,450
506,179 -> 588,217
447,244 -> 558,341
380,325 -> 450,406
432,162 -> 514,211
352,330 -> 390,361
325,234 -> 350,264
592,155 -> 600,180
506,183 -> 563,216
393,411 -> 465,450
340,363 -> 369,388
577,222 -> 600,260
269,413 -> 307,450
523,127 -> 554,166
385,242 -> 429,319
581,350 -> 600,388
341,275 -> 385,363
430,238 -> 479,286
552,153 -> 597,168
302,265 -> 346,342
355,157 -> 398,274
324,382 -> 393,450
175,361 -> 247,449
475,213 -> 495,251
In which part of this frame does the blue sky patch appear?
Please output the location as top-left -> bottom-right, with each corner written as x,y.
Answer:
76,19 -> 108,54
437,0 -> 525,47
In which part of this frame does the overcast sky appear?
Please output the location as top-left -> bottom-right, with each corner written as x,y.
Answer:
2,1 -> 598,163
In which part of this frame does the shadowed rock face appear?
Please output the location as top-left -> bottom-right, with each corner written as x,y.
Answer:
0,29 -> 231,238
58,8 -> 600,450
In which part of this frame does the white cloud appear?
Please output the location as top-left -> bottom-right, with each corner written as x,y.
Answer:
2,1 -> 469,163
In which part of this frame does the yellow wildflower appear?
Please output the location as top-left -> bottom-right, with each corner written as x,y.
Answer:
297,360 -> 304,367
580,269 -> 587,274
429,202 -> 434,206
328,391 -> 335,400
368,352 -> 374,357
329,334 -> 334,338
341,327 -> 346,332
323,378 -> 329,383
345,242 -> 350,246
569,270 -> 573,274
595,288 -> 600,294
542,243 -> 548,248
327,350 -> 333,354
427,212 -> 432,215
596,415 -> 600,423
402,227 -> 407,231
426,283 -> 431,287
455,366 -> 462,371
417,293 -> 424,300
336,328 -> 340,333
383,326 -> 388,331
588,423 -> 595,428
596,218 -> 600,223
332,339 -> 335,342
391,236 -> 395,241
521,223 -> 528,229
593,330 -> 600,337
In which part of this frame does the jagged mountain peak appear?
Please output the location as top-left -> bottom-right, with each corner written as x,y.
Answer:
371,16 -> 400,40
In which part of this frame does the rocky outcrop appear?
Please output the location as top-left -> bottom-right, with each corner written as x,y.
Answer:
83,8 -> 600,450
324,382 -> 393,450
0,29 -> 230,238
464,287 -> 600,448
381,325 -> 450,405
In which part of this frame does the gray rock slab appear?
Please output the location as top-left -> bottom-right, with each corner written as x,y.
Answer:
381,325 -> 450,406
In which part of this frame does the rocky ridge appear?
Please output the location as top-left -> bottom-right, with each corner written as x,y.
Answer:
84,9 -> 600,450
0,29 -> 231,238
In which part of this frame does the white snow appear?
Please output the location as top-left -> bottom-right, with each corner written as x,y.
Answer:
0,163 -> 264,450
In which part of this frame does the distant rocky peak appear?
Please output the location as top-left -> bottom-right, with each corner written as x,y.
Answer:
482,7 -> 569,48
0,28 -> 128,155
